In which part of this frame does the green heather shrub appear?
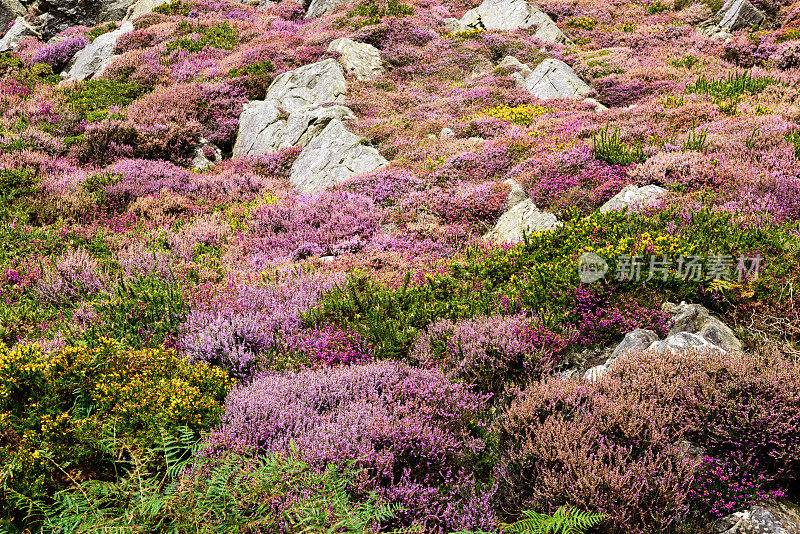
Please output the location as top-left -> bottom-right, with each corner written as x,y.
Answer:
346,0 -> 414,27
166,21 -> 239,53
86,22 -> 119,42
62,79 -> 148,122
152,0 -> 199,16
647,0 -> 669,14
71,276 -> 186,349
228,59 -> 275,100
0,340 -> 232,526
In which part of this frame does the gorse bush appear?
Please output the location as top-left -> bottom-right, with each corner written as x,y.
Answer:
346,0 -> 414,26
166,21 -> 239,53
62,79 -> 149,122
0,340 -> 231,525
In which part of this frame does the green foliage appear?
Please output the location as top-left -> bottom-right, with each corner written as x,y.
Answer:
669,54 -> 699,69
62,79 -> 148,122
501,507 -> 607,534
452,29 -> 485,39
686,71 -> 780,114
592,125 -> 646,165
682,128 -> 708,152
0,52 -> 61,88
153,0 -> 199,16
786,131 -> 800,158
228,59 -> 275,100
14,429 -> 399,534
86,22 -> 119,42
72,276 -> 186,349
647,0 -> 668,14
0,169 -> 38,212
347,0 -> 414,27
566,17 -> 598,30
0,341 -> 232,526
166,21 -> 239,53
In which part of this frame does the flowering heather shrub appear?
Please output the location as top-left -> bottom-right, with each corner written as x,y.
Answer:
411,314 -> 565,397
246,190 -> 381,260
342,167 -> 424,206
180,271 -> 344,378
103,159 -> 192,205
34,248 -> 107,306
432,142 -> 525,184
495,377 -> 696,534
208,361 -> 495,532
630,150 -> 721,190
296,325 -> 373,366
31,36 -> 89,71
612,348 -> 800,489
427,180 -> 510,228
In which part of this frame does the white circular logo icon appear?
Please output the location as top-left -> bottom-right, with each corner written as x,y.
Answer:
578,252 -> 608,283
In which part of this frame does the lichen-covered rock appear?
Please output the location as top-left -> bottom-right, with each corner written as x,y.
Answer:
304,0 -> 345,19
649,331 -> 726,355
0,0 -> 25,38
663,301 -> 742,352
65,21 -> 134,82
503,178 -> 528,208
710,500 -> 800,534
233,59 -> 347,157
518,58 -> 593,100
37,0 -> 135,40
598,184 -> 667,213
459,0 -> 570,43
484,198 -> 562,243
0,15 -> 36,51
583,329 -> 659,380
289,119 -> 387,193
714,0 -> 765,31
327,38 -> 384,81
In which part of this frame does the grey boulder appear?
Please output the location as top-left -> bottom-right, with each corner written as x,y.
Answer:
598,184 -> 667,213
518,58 -> 593,100
328,38 -> 384,81
289,119 -> 387,194
460,0 -> 570,44
584,329 -> 659,381
649,331 -> 726,355
711,500 -> 800,534
0,0 -> 25,38
663,301 -> 742,352
65,22 -> 133,82
0,15 -> 36,51
125,0 -> 169,20
715,0 -> 765,31
304,0 -> 345,18
484,198 -> 562,243
37,0 -> 135,40
261,58 -> 346,114
503,178 -> 528,208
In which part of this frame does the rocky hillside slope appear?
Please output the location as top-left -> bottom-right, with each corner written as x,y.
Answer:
1,0 -> 800,532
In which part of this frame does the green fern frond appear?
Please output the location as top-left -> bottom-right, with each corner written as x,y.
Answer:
501,506 -> 607,534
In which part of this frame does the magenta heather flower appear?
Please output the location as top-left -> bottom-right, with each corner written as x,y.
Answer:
31,35 -> 89,71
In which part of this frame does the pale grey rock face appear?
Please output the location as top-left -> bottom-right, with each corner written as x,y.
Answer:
304,0 -> 345,18
484,198 -> 562,243
289,119 -> 387,194
443,17 -> 466,33
439,127 -> 455,139
327,38 -> 384,81
0,0 -> 26,38
36,0 -> 134,39
264,58 -> 346,114
584,329 -> 659,381
65,22 -> 133,82
233,59 -> 348,158
520,58 -> 593,100
0,16 -> 37,51
663,301 -> 742,352
649,331 -> 725,355
192,139 -> 222,170
714,0 -> 764,31
598,184 -> 667,213
125,0 -> 168,20
503,178 -> 528,208
711,500 -> 800,534
459,0 -> 570,44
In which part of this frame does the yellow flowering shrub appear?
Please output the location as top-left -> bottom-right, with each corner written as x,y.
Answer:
0,339 -> 232,519
483,104 -> 551,127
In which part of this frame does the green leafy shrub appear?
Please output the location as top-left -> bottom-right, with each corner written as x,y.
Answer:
86,22 -> 119,42
566,17 -> 598,30
166,21 -> 239,54
647,0 -> 668,14
682,128 -> 708,152
686,71 -> 780,114
592,126 -> 646,165
152,0 -> 199,16
228,59 -> 275,100
669,54 -> 699,69
346,0 -> 414,27
0,340 -> 232,525
73,276 -> 186,349
62,79 -> 148,122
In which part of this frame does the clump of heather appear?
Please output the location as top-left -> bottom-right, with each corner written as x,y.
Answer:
31,35 -> 89,71
427,180 -> 510,229
296,325 -> 373,366
246,190 -> 381,261
342,167 -> 424,206
411,314 -> 568,397
34,248 -> 108,306
207,361 -> 495,532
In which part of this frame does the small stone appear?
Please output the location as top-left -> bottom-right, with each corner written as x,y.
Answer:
439,127 -> 455,139
484,198 -> 562,243
598,184 -> 667,213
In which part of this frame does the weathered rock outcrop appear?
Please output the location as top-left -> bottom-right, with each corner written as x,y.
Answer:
37,0 -> 134,40
662,301 -> 742,352
289,119 -> 387,193
484,198 -> 562,243
124,0 -> 168,20
304,0 -> 345,19
458,0 -> 570,44
65,21 -> 133,82
598,184 -> 667,213
233,58 -> 386,193
0,0 -> 26,38
710,500 -> 800,534
700,0 -> 765,39
520,58 -> 592,99
0,15 -> 36,51
328,38 -> 384,81
583,329 -> 659,380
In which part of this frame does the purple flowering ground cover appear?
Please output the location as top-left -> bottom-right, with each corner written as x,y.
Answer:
2,0 -> 800,532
